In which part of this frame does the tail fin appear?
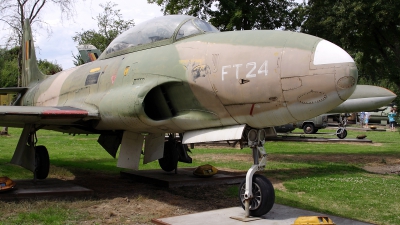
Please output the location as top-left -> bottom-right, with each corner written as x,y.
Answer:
21,19 -> 46,87
77,44 -> 102,64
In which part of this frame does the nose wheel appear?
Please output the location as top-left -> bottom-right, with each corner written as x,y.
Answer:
336,128 -> 347,139
239,174 -> 275,216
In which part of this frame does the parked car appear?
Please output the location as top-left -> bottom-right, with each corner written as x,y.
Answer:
274,123 -> 296,133
296,114 -> 329,134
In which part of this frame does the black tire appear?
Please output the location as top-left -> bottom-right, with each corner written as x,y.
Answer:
239,174 -> 275,217
35,145 -> 50,179
303,123 -> 315,134
158,141 -> 179,172
336,129 -> 347,139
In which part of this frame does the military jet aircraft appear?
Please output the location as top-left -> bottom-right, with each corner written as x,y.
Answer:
0,15 -> 359,217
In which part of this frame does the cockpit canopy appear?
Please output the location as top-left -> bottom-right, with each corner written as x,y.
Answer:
100,15 -> 219,59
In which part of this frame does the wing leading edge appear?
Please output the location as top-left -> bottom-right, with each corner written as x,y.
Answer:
0,106 -> 99,127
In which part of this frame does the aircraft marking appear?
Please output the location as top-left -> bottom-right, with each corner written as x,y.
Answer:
124,66 -> 130,76
25,41 -> 31,60
222,61 -> 268,81
42,109 -> 88,117
192,65 -> 211,83
90,67 -> 101,73
250,103 -> 255,116
111,74 -> 117,84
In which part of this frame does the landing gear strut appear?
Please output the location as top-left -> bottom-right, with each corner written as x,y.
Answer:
12,125 -> 51,180
237,129 -> 275,218
336,113 -> 349,139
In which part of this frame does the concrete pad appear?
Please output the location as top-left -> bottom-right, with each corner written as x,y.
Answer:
152,204 -> 373,225
0,178 -> 93,200
121,168 -> 245,188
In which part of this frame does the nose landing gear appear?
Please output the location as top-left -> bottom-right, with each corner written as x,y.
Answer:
239,174 -> 275,216
235,128 -> 275,219
336,113 -> 349,139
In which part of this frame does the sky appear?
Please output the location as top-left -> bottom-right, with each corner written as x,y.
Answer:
0,0 -> 305,70
0,0 -> 163,69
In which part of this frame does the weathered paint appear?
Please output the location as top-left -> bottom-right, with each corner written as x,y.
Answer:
0,16 -> 363,171
5,16 -> 359,133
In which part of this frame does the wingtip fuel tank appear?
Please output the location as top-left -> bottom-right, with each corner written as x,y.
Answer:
328,85 -> 396,113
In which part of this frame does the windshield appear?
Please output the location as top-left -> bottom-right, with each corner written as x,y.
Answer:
102,15 -> 219,56
176,18 -> 219,40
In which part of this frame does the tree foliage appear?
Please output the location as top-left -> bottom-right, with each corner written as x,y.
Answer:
0,0 -> 76,46
301,0 -> 400,94
72,2 -> 135,54
0,47 -> 19,87
0,47 -> 62,88
0,0 -> 76,86
37,59 -> 62,75
72,53 -> 85,67
148,0 -> 301,31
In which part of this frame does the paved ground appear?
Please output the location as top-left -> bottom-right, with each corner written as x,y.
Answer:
153,204 -> 374,225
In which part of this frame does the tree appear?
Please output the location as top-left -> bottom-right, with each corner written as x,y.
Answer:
72,53 -> 85,67
300,0 -> 400,97
0,47 -> 62,88
38,59 -> 62,75
0,47 -> 19,88
0,0 -> 76,86
72,1 -> 135,61
148,0 -> 301,31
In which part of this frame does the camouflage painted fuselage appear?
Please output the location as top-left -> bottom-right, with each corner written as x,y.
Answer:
21,29 -> 357,134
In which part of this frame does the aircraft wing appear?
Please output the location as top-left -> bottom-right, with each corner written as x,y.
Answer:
0,106 -> 99,127
328,85 -> 397,113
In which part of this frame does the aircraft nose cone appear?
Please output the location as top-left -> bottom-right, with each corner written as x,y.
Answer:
313,40 -> 354,65
313,40 -> 358,101
282,38 -> 358,121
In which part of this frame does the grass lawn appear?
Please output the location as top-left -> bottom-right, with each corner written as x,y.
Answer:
1,127 -> 400,224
